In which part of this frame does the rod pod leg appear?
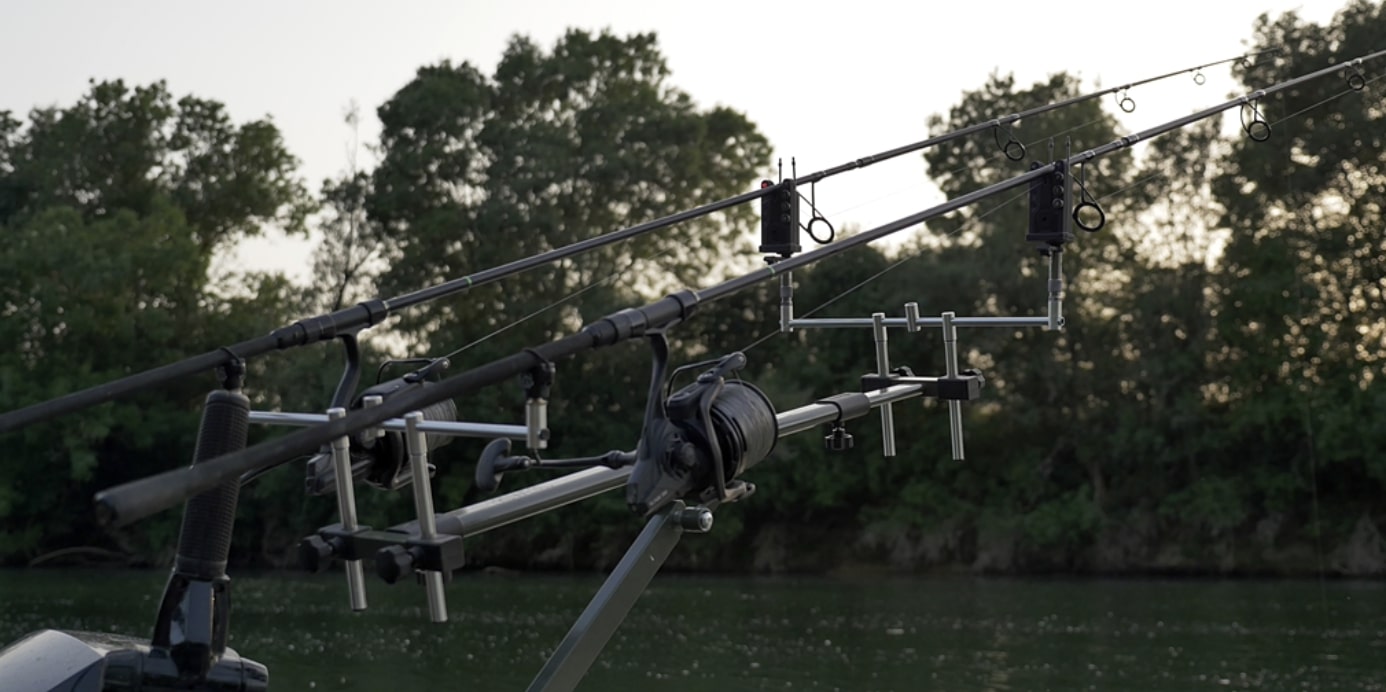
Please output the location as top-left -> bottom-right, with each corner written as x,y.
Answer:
527,501 -> 703,692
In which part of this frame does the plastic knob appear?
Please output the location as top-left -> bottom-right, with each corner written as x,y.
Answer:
376,545 -> 415,584
679,506 -> 715,533
298,535 -> 335,573
825,425 -> 854,451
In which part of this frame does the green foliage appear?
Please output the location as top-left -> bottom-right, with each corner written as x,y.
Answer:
345,29 -> 771,567
6,8 -> 1385,577
1159,476 -> 1249,537
0,80 -> 311,565
1021,485 -> 1102,555
1206,0 -> 1386,544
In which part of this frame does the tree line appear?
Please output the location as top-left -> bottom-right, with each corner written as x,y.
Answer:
2,3 -> 1383,576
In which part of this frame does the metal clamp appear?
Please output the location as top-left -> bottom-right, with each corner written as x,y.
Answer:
871,313 -> 896,457
940,313 -> 965,461
327,407 -> 368,612
522,357 -> 555,451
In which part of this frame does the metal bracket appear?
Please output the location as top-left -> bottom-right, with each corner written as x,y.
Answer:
871,312 -> 896,457
301,525 -> 465,579
327,407 -> 368,611
528,501 -> 694,692
404,412 -> 448,622
522,360 -> 555,451
859,369 -> 985,401
940,312 -> 965,460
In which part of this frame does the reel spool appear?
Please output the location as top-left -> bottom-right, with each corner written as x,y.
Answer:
626,349 -> 778,517
304,368 -> 459,495
350,377 -> 458,491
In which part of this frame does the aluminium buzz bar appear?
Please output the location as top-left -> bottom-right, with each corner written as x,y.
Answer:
774,212 -> 1066,462
247,411 -> 530,440
247,408 -> 529,618
779,249 -> 1065,332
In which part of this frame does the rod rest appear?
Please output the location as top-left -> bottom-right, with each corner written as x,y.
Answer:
860,366 -> 986,401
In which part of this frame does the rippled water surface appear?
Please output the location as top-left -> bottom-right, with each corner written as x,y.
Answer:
2,570 -> 1383,690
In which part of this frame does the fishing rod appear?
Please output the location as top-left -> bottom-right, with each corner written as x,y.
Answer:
92,170 -> 1046,526
0,47 -> 1274,435
94,47 -> 1386,529
0,189 -> 763,433
792,47 -> 1280,184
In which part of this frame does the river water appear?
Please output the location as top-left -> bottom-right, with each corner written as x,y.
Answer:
1,569 -> 1382,690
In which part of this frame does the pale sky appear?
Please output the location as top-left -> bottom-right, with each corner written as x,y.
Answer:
2,0 -> 1347,284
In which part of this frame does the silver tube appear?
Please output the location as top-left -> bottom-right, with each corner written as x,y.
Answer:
434,467 -> 633,537
526,399 -> 548,451
790,315 -> 1050,329
775,384 -> 925,437
405,412 -> 448,623
1048,251 -> 1064,331
248,411 -> 527,440
904,302 -> 921,332
778,271 -> 794,333
872,312 -> 896,457
362,395 -> 384,440
432,384 -> 932,539
328,408 -> 368,612
941,312 -> 965,461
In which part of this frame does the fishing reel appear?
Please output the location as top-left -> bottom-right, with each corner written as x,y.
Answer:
305,358 -> 458,495
626,335 -> 778,517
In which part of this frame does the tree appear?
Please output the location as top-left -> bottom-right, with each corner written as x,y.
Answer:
914,72 -> 1132,569
0,80 -> 311,564
1208,0 -> 1386,568
311,102 -> 380,314
352,29 -> 770,568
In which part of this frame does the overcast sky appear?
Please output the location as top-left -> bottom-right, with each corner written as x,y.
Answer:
2,0 -> 1347,282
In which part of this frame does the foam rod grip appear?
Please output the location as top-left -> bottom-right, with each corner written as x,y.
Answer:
174,390 -> 250,580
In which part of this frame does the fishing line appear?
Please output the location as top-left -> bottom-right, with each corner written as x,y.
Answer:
820,114 -> 1113,221
745,66 -> 1386,358
806,50 -> 1282,223
1082,71 -> 1374,613
1089,75 -> 1383,208
814,45 -> 1277,217
1,52 -> 1290,435
1302,316 -> 1330,629
1279,114 -> 1331,624
738,113 -> 1120,355
439,249 -> 672,360
1269,72 -> 1385,126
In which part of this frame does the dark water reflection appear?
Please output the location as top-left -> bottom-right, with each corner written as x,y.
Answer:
2,570 -> 1383,690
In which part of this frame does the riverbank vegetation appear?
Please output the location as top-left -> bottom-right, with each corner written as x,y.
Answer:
2,4 -> 1383,576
